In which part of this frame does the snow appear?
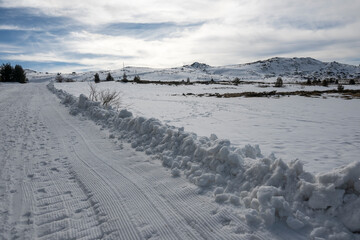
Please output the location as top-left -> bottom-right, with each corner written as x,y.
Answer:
46,81 -> 360,239
55,81 -> 360,174
2,82 -> 278,239
1,57 -> 360,239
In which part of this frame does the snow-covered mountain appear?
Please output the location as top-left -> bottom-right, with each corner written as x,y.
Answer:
222,57 -> 360,82
26,57 -> 360,83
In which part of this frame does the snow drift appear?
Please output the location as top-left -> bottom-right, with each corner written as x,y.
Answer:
48,82 -> 360,239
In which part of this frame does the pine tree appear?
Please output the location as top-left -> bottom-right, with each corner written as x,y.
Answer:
13,65 -> 27,83
274,77 -> 283,87
94,73 -> 100,83
0,63 -> 14,82
121,72 -> 128,82
133,75 -> 140,82
322,79 -> 328,87
106,72 -> 114,81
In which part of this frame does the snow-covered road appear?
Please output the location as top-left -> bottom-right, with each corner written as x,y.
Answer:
0,83 -> 283,239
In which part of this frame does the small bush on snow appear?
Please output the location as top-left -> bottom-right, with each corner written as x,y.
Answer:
322,79 -> 328,87
338,84 -> 344,92
88,83 -> 121,109
274,77 -> 283,87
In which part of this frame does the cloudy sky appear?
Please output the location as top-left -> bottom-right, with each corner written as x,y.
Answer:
0,0 -> 359,72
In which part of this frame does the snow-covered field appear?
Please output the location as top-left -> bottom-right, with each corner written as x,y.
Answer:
56,81 -> 360,174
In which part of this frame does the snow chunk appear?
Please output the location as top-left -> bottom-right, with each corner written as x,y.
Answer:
317,161 -> 360,194
242,144 -> 262,159
171,168 -> 181,177
196,173 -> 215,187
339,198 -> 360,232
118,109 -> 133,118
308,185 -> 344,209
286,216 -> 305,230
215,194 -> 229,203
256,186 -> 280,206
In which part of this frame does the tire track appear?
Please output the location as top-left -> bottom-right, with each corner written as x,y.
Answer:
50,106 -> 195,240
0,84 -> 104,240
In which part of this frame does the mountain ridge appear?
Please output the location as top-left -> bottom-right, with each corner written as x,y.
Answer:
25,57 -> 360,83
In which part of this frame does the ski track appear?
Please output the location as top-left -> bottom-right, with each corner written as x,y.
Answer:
0,83 -> 280,239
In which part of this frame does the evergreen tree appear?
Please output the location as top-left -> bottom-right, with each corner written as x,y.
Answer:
122,72 -> 127,82
106,72 -> 114,81
274,77 -> 283,87
94,73 -> 100,83
13,65 -> 27,83
322,79 -> 328,87
337,84 -> 344,92
133,75 -> 140,82
0,63 -> 14,82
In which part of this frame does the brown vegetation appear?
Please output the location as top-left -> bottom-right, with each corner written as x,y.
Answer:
179,89 -> 360,100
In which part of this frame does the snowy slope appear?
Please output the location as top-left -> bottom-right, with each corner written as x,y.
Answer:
216,57 -> 360,82
25,57 -> 360,84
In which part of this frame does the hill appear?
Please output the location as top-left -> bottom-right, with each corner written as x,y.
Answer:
26,57 -> 360,83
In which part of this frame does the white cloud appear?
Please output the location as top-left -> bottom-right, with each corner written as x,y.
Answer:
0,24 -> 41,31
1,0 -> 360,71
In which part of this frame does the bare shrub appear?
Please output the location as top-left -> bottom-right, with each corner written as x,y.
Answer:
99,89 -> 121,108
88,83 -> 121,109
88,83 -> 98,101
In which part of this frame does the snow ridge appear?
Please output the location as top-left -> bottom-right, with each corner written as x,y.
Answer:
47,82 -> 360,240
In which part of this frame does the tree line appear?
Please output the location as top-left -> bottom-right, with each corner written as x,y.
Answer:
0,63 -> 27,83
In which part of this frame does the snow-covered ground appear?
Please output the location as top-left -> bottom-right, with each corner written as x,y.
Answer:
56,81 -> 360,174
47,81 -> 360,240
1,82 -> 282,239
0,78 -> 360,239
1,57 -> 360,240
